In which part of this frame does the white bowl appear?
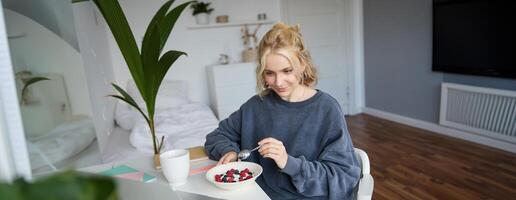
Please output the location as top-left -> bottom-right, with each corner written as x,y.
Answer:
205,161 -> 263,190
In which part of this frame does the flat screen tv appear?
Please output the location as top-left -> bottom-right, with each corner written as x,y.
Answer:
432,0 -> 516,79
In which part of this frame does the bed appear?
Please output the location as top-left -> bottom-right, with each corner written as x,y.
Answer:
28,116 -> 97,172
112,80 -> 219,158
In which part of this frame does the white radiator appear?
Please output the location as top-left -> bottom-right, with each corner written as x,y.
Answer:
440,83 -> 516,144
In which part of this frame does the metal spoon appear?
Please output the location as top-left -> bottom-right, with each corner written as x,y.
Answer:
237,145 -> 261,161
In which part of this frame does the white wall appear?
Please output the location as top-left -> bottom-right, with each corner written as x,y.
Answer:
72,2 -> 117,154
108,0 -> 280,105
3,0 -> 80,50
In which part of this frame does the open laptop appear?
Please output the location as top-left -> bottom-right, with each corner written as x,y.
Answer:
117,178 -> 223,200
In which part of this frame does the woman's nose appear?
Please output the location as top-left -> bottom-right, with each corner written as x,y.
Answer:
274,74 -> 284,86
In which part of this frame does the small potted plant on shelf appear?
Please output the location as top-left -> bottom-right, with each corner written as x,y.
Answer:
190,1 -> 214,25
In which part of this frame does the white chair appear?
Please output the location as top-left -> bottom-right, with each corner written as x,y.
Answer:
353,148 -> 374,200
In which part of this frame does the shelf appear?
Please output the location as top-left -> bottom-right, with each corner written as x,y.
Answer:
187,20 -> 275,29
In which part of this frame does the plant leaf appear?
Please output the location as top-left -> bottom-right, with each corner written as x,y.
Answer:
142,1 -> 193,118
157,135 -> 165,153
109,95 -> 150,125
90,0 -> 146,98
20,77 -> 50,104
109,84 -> 150,125
158,1 -> 194,52
26,171 -> 117,200
142,0 -> 175,55
141,50 -> 185,119
154,50 -> 186,94
141,0 -> 175,96
141,24 -> 161,115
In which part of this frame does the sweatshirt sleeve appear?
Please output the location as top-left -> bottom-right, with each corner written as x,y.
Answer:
204,108 -> 242,161
280,121 -> 361,199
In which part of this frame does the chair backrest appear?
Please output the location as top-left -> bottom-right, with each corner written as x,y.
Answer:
353,148 -> 374,200
354,148 -> 370,175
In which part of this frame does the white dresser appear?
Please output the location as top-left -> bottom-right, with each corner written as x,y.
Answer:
207,62 -> 258,121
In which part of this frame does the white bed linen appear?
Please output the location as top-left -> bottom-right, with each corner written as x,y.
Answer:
28,116 -> 96,170
129,103 -> 219,153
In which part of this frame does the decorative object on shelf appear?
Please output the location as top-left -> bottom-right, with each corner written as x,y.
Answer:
241,24 -> 261,62
216,15 -> 228,23
190,1 -> 214,25
257,13 -> 267,21
242,49 -> 257,63
219,54 -> 229,65
72,0 -> 193,170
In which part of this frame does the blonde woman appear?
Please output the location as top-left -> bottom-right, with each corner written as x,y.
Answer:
205,23 -> 360,199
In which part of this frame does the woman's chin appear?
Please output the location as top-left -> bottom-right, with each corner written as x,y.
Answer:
274,91 -> 291,99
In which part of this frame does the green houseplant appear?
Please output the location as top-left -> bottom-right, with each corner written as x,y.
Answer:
190,1 -> 213,15
0,171 -> 117,200
190,1 -> 213,24
72,0 -> 194,169
20,76 -> 50,105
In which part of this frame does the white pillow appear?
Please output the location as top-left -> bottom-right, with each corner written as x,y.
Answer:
114,102 -> 138,130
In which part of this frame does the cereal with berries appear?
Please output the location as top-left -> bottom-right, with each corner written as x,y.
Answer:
214,168 -> 254,183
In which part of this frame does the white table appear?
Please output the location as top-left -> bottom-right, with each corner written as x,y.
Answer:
80,156 -> 270,200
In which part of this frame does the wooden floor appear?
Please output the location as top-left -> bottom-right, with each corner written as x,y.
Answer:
346,114 -> 516,200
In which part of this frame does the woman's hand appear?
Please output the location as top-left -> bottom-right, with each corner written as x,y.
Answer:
258,137 -> 288,169
217,151 -> 237,165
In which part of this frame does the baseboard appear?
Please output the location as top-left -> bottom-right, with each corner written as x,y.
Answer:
363,107 -> 516,154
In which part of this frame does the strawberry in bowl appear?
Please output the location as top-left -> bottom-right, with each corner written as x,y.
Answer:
206,161 -> 263,190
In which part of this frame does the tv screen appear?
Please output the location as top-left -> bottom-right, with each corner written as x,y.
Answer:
432,0 -> 516,79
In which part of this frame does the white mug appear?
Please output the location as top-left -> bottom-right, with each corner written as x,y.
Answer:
160,149 -> 190,186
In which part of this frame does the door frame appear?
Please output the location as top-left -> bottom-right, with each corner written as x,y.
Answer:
280,0 -> 365,115
0,4 -> 32,181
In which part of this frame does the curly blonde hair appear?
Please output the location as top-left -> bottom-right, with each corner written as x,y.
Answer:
255,22 -> 317,97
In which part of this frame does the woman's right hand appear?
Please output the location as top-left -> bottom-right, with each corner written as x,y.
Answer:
217,151 -> 237,165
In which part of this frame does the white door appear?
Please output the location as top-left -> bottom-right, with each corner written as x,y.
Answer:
282,0 -> 352,114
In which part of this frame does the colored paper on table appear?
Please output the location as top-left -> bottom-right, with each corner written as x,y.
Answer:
189,164 -> 216,175
113,171 -> 144,181
101,165 -> 156,183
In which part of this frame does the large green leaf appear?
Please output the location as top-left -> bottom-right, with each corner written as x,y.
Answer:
110,84 -> 150,125
154,50 -> 186,96
141,1 -> 192,118
142,0 -> 175,55
140,0 -> 175,113
158,1 -> 193,51
141,25 -> 161,116
144,50 -> 187,117
89,0 -> 146,99
0,171 -> 117,200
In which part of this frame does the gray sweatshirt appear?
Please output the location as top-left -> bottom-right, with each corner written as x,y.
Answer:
204,90 -> 361,199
